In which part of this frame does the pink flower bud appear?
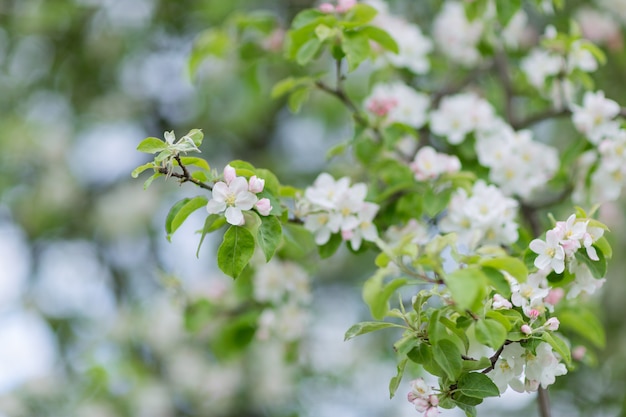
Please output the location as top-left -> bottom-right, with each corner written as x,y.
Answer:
255,198 -> 272,216
341,229 -> 354,240
367,97 -> 398,117
527,309 -> 540,320
425,406 -> 440,417
411,398 -> 429,413
521,324 -> 532,335
248,175 -> 265,193
319,3 -> 335,13
492,294 -> 512,310
572,345 -> 586,361
428,395 -> 439,406
544,288 -> 564,306
545,317 -> 560,331
224,164 -> 236,184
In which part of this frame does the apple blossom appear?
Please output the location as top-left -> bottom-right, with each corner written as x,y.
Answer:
206,177 -> 258,226
432,1 -> 483,66
410,146 -> 461,181
430,93 -> 497,145
530,230 -> 565,274
572,91 -> 621,143
255,198 -> 272,216
363,82 -> 430,128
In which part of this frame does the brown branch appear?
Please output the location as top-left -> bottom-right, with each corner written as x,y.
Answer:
158,156 -> 213,191
511,108 -> 571,130
494,50 -> 515,124
538,386 -> 552,417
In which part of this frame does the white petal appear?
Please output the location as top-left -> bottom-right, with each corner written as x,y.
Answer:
225,207 -> 244,225
206,199 -> 226,214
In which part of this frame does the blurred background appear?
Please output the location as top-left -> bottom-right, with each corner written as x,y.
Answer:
1,0 -> 626,416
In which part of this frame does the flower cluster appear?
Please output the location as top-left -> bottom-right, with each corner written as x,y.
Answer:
476,125 -> 559,199
439,180 -> 519,249
206,165 -> 272,226
406,378 -> 439,417
254,259 -> 311,342
489,342 -> 567,394
364,82 -> 430,128
432,1 -> 484,67
410,146 -> 461,181
430,92 -> 497,145
366,0 -> 433,74
299,173 -> 379,250
530,214 -> 603,275
571,90 -> 621,144
521,27 -> 599,109
319,0 -> 356,14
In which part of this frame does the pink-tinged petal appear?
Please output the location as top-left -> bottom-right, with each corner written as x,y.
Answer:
235,191 -> 258,210
586,245 -> 599,261
211,182 -> 230,201
229,177 -> 249,195
224,165 -> 236,184
255,198 -> 272,216
206,199 -> 226,214
248,176 -> 265,193
225,207 -> 244,225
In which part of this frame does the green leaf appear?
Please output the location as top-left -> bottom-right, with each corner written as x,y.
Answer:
475,318 -> 507,349
344,321 -> 405,341
178,157 -> 210,172
408,344 -> 446,377
131,162 -> 156,178
288,87 -> 311,113
143,172 -> 162,189
496,0 -> 522,27
593,236 -> 612,259
318,232 -> 342,259
326,142 -> 349,160
217,226 -> 256,279
462,357 -> 491,372
480,256 -> 528,283
558,308 -> 605,348
363,271 -> 407,320
433,339 -> 463,381
292,9 -> 325,29
574,247 -> 607,278
271,76 -> 314,99
166,196 -> 209,241
440,315 -> 470,351
444,267 -> 488,312
481,267 -> 512,298
315,24 -> 335,41
185,128 -> 204,147
542,332 -> 572,366
342,31 -> 371,72
341,4 -> 378,27
137,137 -> 166,154
296,37 -> 322,65
196,214 -> 225,257
361,25 -> 398,53
456,372 -> 500,399
257,216 -> 282,262
389,358 -> 408,399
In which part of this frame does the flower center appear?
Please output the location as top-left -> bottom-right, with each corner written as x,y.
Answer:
225,193 -> 237,206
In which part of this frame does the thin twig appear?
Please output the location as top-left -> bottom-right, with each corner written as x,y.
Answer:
158,156 -> 213,191
511,108 -> 571,130
538,386 -> 552,417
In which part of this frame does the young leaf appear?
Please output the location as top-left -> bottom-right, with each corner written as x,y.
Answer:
541,332 -> 572,366
196,214 -> 226,257
389,358 -> 408,399
558,307 -> 606,348
167,196 -> 209,241
362,273 -> 407,320
475,318 -> 507,349
344,321 -> 404,341
178,156 -> 210,172
296,37 -> 322,65
257,215 -> 282,262
361,26 -> 398,53
137,137 -> 167,154
131,162 -> 156,178
342,31 -> 371,72
443,267 -> 488,311
574,248 -> 607,279
185,129 -> 204,147
433,339 -> 463,381
143,172 -> 162,189
217,226 -> 256,279
455,372 -> 500,399
480,256 -> 528,283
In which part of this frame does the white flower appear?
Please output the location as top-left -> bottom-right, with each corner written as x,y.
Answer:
510,272 -> 550,316
529,230 -> 565,274
520,49 -> 562,89
410,146 -> 461,181
206,177 -> 258,226
524,342 -> 567,389
568,40 -> 598,73
371,12 -> 433,74
364,82 -> 430,128
430,93 -> 497,144
488,343 -> 526,393
572,91 -> 621,144
567,262 -> 606,299
343,202 -> 379,250
433,1 -> 484,66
